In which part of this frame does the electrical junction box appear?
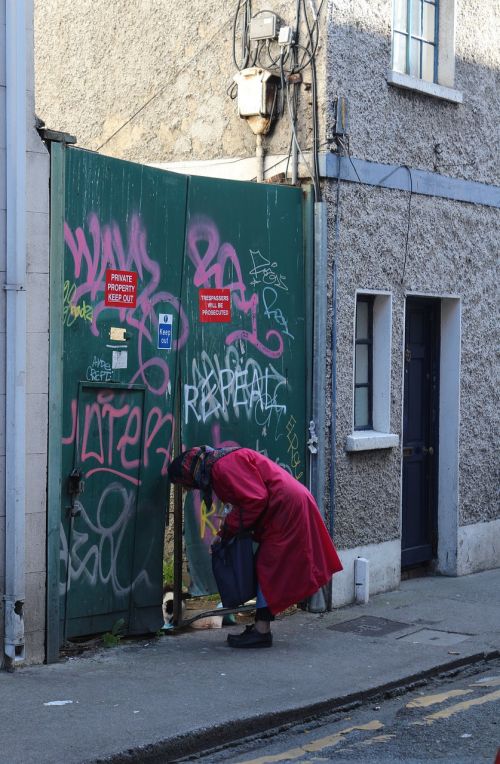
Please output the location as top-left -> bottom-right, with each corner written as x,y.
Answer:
249,11 -> 278,40
278,25 -> 293,46
234,67 -> 277,118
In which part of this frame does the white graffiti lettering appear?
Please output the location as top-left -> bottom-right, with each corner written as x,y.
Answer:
183,346 -> 287,429
249,250 -> 288,291
86,355 -> 113,383
262,286 -> 295,339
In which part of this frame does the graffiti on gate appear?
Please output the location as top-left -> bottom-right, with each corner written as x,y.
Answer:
183,346 -> 287,430
62,390 -> 174,485
187,216 -> 285,359
64,212 -> 189,396
62,207 -> 303,595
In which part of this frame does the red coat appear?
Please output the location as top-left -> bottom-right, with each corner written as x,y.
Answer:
211,448 -> 343,614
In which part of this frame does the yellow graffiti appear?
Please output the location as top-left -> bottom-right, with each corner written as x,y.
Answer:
286,415 -> 304,481
200,500 -> 218,539
63,280 -> 94,327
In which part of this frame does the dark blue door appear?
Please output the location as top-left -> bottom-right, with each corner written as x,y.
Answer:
402,298 -> 440,568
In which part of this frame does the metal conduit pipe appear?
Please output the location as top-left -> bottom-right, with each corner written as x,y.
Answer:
255,134 -> 264,182
308,200 -> 328,612
3,0 -> 27,669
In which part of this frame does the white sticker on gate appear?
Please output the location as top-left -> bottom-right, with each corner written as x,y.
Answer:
112,350 -> 128,369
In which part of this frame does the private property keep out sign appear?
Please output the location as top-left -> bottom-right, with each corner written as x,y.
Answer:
199,289 -> 231,323
105,269 -> 138,308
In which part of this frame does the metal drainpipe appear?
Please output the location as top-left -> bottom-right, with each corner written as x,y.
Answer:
3,0 -> 27,669
255,134 -> 264,182
308,199 -> 328,612
326,156 -> 342,610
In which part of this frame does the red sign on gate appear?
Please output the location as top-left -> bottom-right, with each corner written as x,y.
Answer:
105,269 -> 138,308
198,289 -> 232,323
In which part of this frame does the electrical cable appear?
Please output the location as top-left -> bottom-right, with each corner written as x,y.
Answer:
232,0 -> 251,70
337,136 -> 414,283
400,165 -> 413,284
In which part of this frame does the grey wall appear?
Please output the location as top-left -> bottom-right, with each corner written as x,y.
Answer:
326,0 -> 499,185
34,0 -> 326,166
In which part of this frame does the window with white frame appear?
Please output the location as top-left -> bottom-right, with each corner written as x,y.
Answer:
354,296 -> 373,430
393,0 -> 439,83
346,293 -> 399,452
388,0 -> 462,103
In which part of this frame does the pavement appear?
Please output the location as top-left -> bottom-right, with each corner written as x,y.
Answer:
1,568 -> 499,764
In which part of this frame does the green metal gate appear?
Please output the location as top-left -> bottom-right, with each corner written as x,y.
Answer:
48,145 -> 310,654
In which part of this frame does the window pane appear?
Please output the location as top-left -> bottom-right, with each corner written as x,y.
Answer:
356,301 -> 369,339
394,0 -> 408,31
422,42 -> 435,81
354,388 -> 370,429
393,32 -> 407,73
423,2 -> 436,42
355,345 -> 369,384
410,37 -> 421,77
411,0 -> 422,36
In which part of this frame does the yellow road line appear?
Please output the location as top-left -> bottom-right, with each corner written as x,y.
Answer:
406,689 -> 473,708
237,720 -> 384,764
422,689 -> 500,724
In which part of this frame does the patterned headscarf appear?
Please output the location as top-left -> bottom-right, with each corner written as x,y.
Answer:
168,445 -> 240,506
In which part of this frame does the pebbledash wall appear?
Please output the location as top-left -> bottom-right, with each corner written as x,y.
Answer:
34,1 -> 499,612
1,0 -> 50,666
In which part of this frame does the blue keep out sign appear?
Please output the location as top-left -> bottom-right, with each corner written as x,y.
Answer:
157,313 -> 173,350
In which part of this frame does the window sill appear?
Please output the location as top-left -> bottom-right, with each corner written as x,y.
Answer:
387,70 -> 463,104
345,431 -> 400,452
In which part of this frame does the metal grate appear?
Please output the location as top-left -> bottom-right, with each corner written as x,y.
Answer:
328,616 -> 410,637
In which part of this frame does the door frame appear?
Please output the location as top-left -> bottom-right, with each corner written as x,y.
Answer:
400,293 -> 461,575
401,295 -> 441,568
47,141 -> 66,663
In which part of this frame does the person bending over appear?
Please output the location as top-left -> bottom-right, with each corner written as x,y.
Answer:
168,445 -> 343,649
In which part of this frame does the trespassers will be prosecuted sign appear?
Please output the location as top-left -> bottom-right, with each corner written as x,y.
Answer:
105,269 -> 138,308
198,288 -> 231,323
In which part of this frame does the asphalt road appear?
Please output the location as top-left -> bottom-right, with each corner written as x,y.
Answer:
179,660 -> 500,764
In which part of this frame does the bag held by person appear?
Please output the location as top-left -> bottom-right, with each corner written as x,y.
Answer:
211,509 -> 256,608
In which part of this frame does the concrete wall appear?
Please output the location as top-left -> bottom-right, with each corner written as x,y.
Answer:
327,181 -> 498,591
326,0 -> 499,185
0,0 -> 50,665
34,0 -> 326,167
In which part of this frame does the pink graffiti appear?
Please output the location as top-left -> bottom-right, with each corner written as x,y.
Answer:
64,212 -> 189,395
187,216 -> 284,359
63,391 -> 175,485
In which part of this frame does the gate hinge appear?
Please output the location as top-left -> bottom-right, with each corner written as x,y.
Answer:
307,420 -> 318,454
3,283 -> 25,291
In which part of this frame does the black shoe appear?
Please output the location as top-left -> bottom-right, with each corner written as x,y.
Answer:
227,625 -> 272,648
